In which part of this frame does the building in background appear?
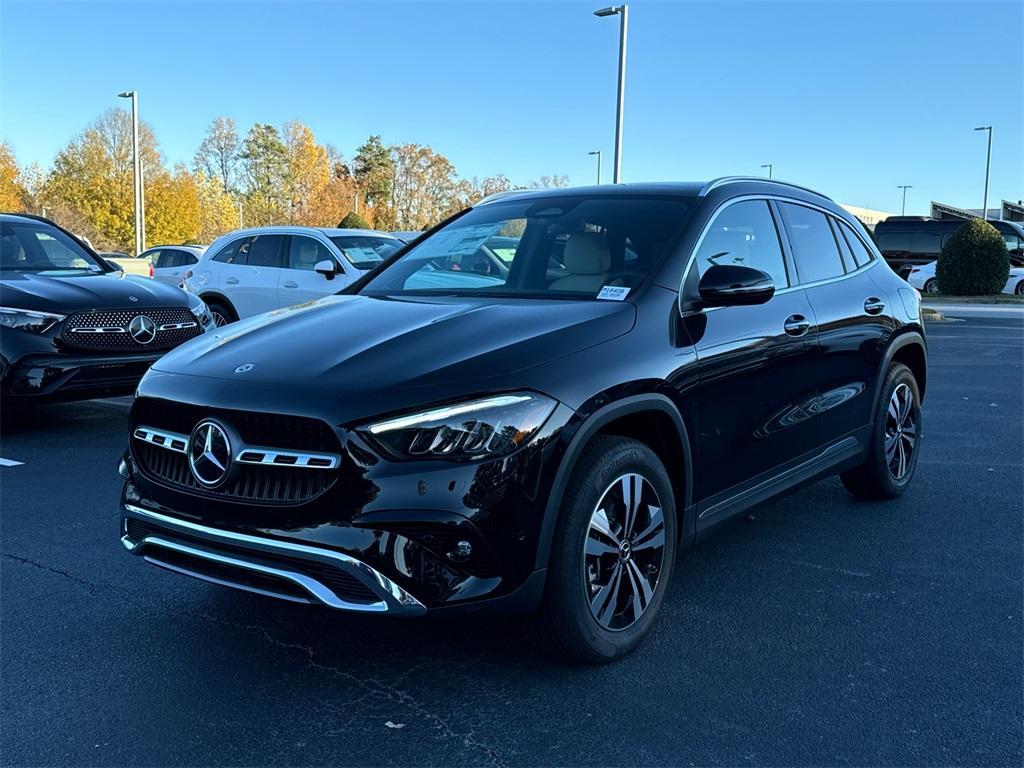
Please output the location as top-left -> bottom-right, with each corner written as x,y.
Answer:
930,200 -> 1024,222
839,204 -> 896,232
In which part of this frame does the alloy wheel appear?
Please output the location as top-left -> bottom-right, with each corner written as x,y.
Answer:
212,311 -> 230,327
925,279 -> 939,294
885,383 -> 917,479
584,473 -> 665,631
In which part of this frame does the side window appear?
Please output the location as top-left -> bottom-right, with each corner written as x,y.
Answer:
287,236 -> 334,271
182,251 -> 199,266
910,231 -> 943,258
829,219 -> 855,273
778,202 -> 844,284
145,250 -> 163,267
876,230 -> 910,254
162,250 -> 184,268
244,235 -> 285,268
694,200 -> 788,288
839,222 -> 874,268
212,238 -> 246,264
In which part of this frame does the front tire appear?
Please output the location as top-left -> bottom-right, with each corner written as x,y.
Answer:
538,436 -> 677,663
841,363 -> 921,500
206,299 -> 235,327
923,278 -> 939,294
1014,280 -> 1024,296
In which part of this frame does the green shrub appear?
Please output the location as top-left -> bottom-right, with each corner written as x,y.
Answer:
338,211 -> 370,229
935,219 -> 1009,295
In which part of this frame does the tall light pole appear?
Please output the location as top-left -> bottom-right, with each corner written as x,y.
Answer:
237,200 -> 243,229
118,90 -> 144,255
588,150 -> 603,184
594,5 -> 627,183
897,185 -> 912,215
974,125 -> 992,220
760,163 -> 773,179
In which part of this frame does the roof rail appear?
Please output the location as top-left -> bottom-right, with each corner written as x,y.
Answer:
475,188 -> 544,206
698,176 -> 832,201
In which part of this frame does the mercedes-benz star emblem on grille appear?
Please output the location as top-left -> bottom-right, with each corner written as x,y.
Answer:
128,315 -> 157,344
188,420 -> 232,487
234,363 -> 255,374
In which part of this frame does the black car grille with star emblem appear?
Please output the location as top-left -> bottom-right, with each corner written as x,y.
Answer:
129,398 -> 343,505
61,307 -> 202,352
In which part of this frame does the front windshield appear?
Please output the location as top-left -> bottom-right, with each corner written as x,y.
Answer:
329,235 -> 402,270
359,195 -> 694,299
1,220 -> 106,275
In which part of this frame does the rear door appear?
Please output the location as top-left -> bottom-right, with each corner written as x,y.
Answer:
221,235 -> 287,318
153,249 -> 186,285
686,199 -> 823,508
777,202 -> 893,440
279,235 -> 345,307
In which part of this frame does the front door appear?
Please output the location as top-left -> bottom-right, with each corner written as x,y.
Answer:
684,199 -> 824,508
279,235 -> 344,308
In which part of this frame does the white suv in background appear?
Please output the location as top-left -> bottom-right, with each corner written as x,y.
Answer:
182,226 -> 403,325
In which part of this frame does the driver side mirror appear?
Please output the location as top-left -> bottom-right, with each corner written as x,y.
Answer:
698,264 -> 775,307
314,259 -> 338,280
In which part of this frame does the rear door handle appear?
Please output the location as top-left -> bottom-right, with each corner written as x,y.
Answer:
225,277 -> 240,285
282,281 -> 298,289
784,314 -> 811,336
864,297 -> 885,315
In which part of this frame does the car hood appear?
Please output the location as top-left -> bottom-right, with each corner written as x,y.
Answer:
0,271 -> 188,314
152,294 -> 635,394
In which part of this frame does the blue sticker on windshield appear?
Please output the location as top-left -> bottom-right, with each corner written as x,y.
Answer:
597,285 -> 630,301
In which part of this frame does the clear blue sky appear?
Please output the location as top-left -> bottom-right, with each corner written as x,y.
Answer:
2,0 -> 1021,214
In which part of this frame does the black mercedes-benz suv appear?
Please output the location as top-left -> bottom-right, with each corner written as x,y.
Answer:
1,213 -> 215,403
118,179 -> 927,662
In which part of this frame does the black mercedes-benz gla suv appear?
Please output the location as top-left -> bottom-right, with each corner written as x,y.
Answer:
119,178 -> 927,662
1,213 -> 215,403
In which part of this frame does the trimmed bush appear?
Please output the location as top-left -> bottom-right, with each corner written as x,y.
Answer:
338,211 -> 370,229
935,219 -> 1009,295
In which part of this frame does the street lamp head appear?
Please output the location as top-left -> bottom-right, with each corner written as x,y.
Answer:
594,6 -> 621,17
974,125 -> 991,131
588,150 -> 601,156
117,91 -> 135,98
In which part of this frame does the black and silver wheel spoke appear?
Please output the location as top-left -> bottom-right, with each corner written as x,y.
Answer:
884,383 -> 917,480
584,472 -> 665,631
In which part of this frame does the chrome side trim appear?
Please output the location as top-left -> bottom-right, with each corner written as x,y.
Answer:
70,326 -> 127,334
133,427 -> 188,453
699,176 -> 833,201
122,504 -> 426,614
235,448 -> 340,470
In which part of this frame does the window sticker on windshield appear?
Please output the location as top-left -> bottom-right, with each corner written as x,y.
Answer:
419,223 -> 506,258
597,285 -> 630,301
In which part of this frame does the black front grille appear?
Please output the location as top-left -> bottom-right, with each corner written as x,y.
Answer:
62,307 -> 202,352
133,399 -> 338,452
125,518 -> 378,604
133,440 -> 337,505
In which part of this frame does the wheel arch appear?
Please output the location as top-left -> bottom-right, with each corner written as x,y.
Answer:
534,394 -> 695,572
197,291 -> 238,322
876,331 -> 928,417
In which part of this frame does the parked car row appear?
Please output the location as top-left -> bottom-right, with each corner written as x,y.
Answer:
873,216 -> 1024,291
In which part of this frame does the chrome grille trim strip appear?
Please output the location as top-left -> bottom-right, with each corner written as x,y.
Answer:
71,326 -> 127,334
122,504 -> 426,614
134,427 -> 188,453
235,448 -> 340,469
158,321 -> 198,331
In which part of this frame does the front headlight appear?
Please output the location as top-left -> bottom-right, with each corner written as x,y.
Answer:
187,295 -> 214,329
0,306 -> 65,334
360,392 -> 557,461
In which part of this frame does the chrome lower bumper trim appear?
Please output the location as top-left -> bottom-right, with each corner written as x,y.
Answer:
121,504 -> 426,616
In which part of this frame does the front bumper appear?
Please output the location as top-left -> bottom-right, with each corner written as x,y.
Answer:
122,503 -> 427,615
2,351 -> 162,402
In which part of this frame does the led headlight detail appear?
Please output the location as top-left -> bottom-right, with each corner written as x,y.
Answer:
362,393 -> 557,461
0,306 -> 65,334
187,296 -> 214,328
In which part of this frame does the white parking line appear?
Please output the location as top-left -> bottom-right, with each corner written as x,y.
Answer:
0,457 -> 25,467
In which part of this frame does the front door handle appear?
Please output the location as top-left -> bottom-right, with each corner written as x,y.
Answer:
864,297 -> 886,315
225,276 -> 240,285
282,281 -> 298,289
784,314 -> 811,336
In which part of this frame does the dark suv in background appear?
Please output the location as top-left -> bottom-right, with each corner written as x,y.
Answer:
1,213 -> 215,403
118,179 -> 927,662
875,216 -> 1024,277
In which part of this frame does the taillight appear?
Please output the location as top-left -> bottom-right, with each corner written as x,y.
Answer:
148,262 -> 155,278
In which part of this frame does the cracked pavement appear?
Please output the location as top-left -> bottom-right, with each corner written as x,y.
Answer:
2,315 -> 1022,766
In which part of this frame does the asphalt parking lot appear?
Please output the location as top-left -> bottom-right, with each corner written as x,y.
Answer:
2,312 -> 1021,767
